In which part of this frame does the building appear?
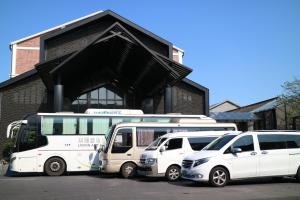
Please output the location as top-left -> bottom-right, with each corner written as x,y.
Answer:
0,10 -> 209,156
211,97 -> 297,131
209,100 -> 240,112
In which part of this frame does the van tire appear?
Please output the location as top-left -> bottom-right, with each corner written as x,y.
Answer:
44,157 -> 66,176
166,165 -> 181,181
121,162 -> 137,178
296,167 -> 300,182
209,167 -> 229,187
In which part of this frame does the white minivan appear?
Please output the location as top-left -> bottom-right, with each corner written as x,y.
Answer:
138,131 -> 240,181
181,131 -> 300,187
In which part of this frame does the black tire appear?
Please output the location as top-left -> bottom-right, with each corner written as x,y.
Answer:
121,162 -> 137,178
296,167 -> 300,182
166,165 -> 181,181
44,157 -> 66,176
209,167 -> 229,187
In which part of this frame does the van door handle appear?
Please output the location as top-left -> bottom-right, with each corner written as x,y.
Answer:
261,151 -> 268,155
127,154 -> 132,156
250,152 -> 257,156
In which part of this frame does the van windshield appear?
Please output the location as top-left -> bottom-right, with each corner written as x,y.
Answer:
203,134 -> 237,151
146,137 -> 167,151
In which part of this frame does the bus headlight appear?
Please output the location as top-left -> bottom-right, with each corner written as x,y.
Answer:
193,158 -> 210,168
145,158 -> 157,165
10,156 -> 16,164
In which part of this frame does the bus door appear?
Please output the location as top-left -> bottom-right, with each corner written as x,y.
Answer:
15,119 -> 39,172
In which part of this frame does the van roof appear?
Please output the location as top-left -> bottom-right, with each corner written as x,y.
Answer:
226,130 -> 300,137
115,122 -> 237,128
160,131 -> 241,138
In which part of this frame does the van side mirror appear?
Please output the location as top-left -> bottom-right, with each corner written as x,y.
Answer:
231,146 -> 242,154
159,146 -> 166,152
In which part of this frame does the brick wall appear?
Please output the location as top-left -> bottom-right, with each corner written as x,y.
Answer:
0,75 -> 48,158
13,36 -> 40,76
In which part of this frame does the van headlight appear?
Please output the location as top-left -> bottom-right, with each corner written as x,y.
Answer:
193,158 -> 210,167
145,158 -> 157,165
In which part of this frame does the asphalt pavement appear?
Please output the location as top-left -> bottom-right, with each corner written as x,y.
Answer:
0,174 -> 299,200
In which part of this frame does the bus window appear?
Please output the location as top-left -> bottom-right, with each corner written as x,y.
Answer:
111,118 -> 124,125
79,118 -> 88,135
93,118 -> 109,135
41,117 -> 54,135
63,117 -> 77,135
136,127 -> 172,146
142,118 -> 170,123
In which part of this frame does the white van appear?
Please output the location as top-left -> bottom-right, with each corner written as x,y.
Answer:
138,131 -> 240,181
99,120 -> 237,178
181,131 -> 300,187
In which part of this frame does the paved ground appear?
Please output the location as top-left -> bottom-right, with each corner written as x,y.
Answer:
0,173 -> 300,200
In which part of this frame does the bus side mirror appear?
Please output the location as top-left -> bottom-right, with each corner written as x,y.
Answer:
94,144 -> 98,151
159,146 -> 166,153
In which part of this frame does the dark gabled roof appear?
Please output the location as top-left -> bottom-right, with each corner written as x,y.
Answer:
41,10 -> 172,51
36,22 -> 192,98
182,78 -> 209,93
0,69 -> 38,90
230,97 -> 278,113
210,100 -> 240,110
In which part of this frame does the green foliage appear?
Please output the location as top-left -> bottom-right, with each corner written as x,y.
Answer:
2,139 -> 15,160
278,78 -> 300,117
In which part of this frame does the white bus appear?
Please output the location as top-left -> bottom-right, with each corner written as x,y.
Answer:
7,109 -> 219,176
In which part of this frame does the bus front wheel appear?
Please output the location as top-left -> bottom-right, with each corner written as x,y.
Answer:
45,157 -> 66,176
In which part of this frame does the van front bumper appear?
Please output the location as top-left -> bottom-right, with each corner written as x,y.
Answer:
181,167 -> 210,182
137,164 -> 164,177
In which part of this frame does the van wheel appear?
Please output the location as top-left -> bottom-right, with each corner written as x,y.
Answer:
121,162 -> 137,178
296,167 -> 300,182
45,157 -> 66,176
166,165 -> 181,181
209,167 -> 229,187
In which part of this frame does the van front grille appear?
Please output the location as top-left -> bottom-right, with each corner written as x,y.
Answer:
182,160 -> 193,168
140,159 -> 146,165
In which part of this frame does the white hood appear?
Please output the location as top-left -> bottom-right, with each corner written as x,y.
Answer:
183,150 -> 219,161
141,150 -> 157,159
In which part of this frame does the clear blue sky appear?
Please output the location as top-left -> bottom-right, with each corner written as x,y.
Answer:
0,0 -> 299,106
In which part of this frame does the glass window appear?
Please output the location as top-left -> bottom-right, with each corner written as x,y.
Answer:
41,117 -> 54,135
92,118 -> 109,135
62,118 -> 77,135
286,135 -> 300,149
204,135 -> 237,151
111,128 -> 132,153
232,135 -> 254,152
165,138 -> 182,150
188,137 -> 217,150
79,118 -> 88,135
258,134 -> 288,150
18,116 -> 38,152
136,127 -> 172,146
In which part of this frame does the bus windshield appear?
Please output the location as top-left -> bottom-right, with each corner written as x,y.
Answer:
146,137 -> 167,151
104,125 -> 116,152
203,134 -> 237,151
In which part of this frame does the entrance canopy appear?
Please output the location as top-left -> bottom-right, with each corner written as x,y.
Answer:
36,22 -> 192,100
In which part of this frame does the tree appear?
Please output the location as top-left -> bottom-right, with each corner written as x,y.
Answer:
278,78 -> 300,129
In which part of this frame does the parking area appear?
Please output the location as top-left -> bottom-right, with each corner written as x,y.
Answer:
0,174 -> 300,200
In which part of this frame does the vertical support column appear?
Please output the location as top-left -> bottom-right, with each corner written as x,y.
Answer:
54,75 -> 64,112
164,84 -> 172,113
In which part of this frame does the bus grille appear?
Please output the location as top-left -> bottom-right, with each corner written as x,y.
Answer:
182,160 -> 193,168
